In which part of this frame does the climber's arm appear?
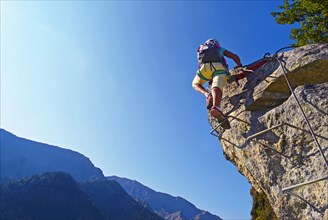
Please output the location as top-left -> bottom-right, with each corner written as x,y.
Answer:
192,75 -> 211,98
224,50 -> 242,68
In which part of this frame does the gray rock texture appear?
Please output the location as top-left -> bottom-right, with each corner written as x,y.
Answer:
209,44 -> 328,220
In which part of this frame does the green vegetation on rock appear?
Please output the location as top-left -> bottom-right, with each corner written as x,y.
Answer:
250,187 -> 277,220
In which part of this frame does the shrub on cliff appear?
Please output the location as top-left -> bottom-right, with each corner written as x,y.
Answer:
272,0 -> 328,46
250,187 -> 277,220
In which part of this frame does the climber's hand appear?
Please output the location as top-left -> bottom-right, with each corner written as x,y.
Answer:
205,92 -> 212,98
234,64 -> 243,69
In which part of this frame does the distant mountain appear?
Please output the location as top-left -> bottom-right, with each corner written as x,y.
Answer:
1,172 -> 162,220
0,129 -> 105,183
1,172 -> 105,220
79,180 -> 162,220
107,176 -> 222,220
0,129 -> 221,219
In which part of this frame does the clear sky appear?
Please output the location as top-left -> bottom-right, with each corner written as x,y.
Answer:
1,1 -> 294,219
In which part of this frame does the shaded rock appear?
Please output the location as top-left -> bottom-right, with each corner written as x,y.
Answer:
246,44 -> 328,110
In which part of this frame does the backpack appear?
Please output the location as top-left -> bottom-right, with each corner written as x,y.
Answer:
197,39 -> 226,66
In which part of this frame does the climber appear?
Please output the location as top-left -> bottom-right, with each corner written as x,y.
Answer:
192,38 -> 242,127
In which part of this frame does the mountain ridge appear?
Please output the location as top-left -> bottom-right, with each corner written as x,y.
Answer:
0,128 -> 223,220
107,175 -> 222,220
1,171 -> 162,220
0,128 -> 105,183
1,172 -> 105,220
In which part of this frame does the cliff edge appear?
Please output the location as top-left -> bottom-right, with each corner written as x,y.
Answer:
209,44 -> 328,220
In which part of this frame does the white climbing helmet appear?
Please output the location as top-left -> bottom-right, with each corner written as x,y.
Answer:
205,38 -> 220,48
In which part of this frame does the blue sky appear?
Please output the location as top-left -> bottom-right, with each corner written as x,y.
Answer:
1,1 -> 294,219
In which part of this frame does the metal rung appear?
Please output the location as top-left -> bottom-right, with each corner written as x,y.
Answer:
282,176 -> 328,192
210,127 -> 220,136
246,123 -> 286,141
210,113 -> 247,138
210,117 -> 229,133
210,125 -> 221,138
210,131 -> 220,138
210,116 -> 232,138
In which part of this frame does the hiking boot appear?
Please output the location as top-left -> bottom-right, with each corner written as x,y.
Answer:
206,95 -> 213,109
210,106 -> 231,129
210,106 -> 225,120
221,120 -> 231,129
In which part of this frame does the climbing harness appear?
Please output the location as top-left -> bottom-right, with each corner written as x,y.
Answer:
210,46 -> 328,200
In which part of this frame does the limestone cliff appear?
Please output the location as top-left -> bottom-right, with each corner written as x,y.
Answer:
209,44 -> 328,220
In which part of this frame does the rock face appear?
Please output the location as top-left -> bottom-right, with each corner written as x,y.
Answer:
209,44 -> 328,220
